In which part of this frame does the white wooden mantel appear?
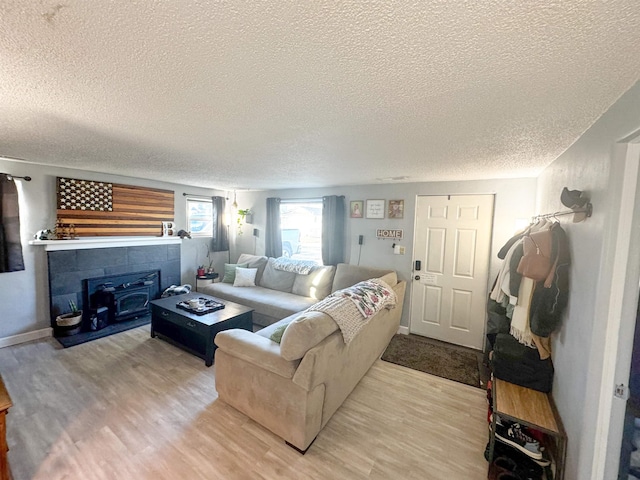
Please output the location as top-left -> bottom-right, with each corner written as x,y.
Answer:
29,237 -> 182,251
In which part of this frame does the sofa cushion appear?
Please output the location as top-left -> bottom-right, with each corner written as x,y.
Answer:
259,258 -> 297,292
331,263 -> 395,292
234,267 -> 258,287
222,262 -> 248,283
202,283 -> 317,320
292,265 -> 336,299
280,311 -> 339,361
237,254 -> 269,284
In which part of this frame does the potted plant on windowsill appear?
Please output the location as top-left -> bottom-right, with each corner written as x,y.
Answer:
55,300 -> 83,336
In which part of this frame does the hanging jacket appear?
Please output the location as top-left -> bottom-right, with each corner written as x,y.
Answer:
529,223 -> 570,337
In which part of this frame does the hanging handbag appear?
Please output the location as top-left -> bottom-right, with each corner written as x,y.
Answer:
517,230 -> 554,283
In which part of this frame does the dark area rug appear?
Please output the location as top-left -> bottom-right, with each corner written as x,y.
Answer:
382,334 -> 483,388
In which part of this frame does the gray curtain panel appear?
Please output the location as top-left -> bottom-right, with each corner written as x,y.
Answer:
211,196 -> 229,252
321,195 -> 345,266
0,175 -> 25,272
265,197 -> 282,258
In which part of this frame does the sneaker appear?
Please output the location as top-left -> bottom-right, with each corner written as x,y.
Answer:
485,439 -> 549,474
495,419 -> 543,460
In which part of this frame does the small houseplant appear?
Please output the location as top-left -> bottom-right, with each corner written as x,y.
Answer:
55,300 -> 83,336
197,244 -> 215,276
205,244 -> 215,273
237,209 -> 251,235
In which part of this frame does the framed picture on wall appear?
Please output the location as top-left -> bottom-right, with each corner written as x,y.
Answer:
350,200 -> 364,218
388,200 -> 404,219
365,199 -> 385,219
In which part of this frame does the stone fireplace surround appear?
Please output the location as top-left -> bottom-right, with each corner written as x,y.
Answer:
45,239 -> 181,344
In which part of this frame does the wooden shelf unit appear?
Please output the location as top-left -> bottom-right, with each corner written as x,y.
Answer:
489,379 -> 566,480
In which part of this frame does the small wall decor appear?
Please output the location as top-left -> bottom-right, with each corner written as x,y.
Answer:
162,221 -> 176,236
350,200 -> 363,218
365,199 -> 385,219
388,200 -> 404,219
376,229 -> 403,240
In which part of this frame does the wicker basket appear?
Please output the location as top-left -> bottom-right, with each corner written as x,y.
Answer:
55,311 -> 83,336
56,312 -> 82,327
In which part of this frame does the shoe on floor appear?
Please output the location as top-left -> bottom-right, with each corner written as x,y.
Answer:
495,419 -> 543,460
485,440 -> 546,479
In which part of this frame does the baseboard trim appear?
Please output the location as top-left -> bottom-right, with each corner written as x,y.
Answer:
0,328 -> 53,348
397,326 -> 409,335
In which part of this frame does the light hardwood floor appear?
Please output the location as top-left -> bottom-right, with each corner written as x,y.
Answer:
0,326 -> 489,480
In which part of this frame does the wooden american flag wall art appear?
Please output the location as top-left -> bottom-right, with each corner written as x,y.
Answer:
56,177 -> 175,237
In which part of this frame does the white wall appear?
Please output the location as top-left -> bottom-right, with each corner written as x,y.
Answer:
536,80 -> 640,479
0,159 -> 224,341
232,178 -> 537,328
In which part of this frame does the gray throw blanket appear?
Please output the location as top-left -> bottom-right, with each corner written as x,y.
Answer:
0,175 -> 25,272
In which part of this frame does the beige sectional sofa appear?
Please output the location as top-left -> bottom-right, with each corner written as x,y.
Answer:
213,261 -> 406,452
201,254 -> 338,326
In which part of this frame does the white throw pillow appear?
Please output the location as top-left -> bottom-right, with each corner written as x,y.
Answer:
233,267 -> 258,287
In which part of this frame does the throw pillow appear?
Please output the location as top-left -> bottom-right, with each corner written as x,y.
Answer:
292,265 -> 336,299
221,262 -> 248,283
237,254 -> 269,284
233,267 -> 258,287
259,258 -> 296,292
269,324 -> 287,344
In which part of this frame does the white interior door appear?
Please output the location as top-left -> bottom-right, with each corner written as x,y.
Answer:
410,194 -> 494,350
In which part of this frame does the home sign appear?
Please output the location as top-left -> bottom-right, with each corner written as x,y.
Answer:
376,229 -> 403,240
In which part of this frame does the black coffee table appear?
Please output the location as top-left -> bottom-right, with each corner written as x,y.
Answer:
150,293 -> 253,366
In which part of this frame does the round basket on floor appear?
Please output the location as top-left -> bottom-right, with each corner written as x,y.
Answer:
55,311 -> 83,336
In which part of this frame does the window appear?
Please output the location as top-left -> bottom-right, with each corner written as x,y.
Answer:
186,197 -> 213,237
280,199 -> 323,264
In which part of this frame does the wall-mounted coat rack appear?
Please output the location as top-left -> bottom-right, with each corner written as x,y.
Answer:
532,187 -> 593,223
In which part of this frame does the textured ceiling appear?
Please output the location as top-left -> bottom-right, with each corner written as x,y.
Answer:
0,1 -> 639,190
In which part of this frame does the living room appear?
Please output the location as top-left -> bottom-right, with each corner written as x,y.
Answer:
1,2 -> 640,479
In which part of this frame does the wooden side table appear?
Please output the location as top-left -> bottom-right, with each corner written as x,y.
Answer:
0,376 -> 12,480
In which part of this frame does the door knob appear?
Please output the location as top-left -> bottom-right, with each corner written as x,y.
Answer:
414,275 -> 420,281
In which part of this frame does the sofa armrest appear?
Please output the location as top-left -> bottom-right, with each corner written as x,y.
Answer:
215,329 -> 300,379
